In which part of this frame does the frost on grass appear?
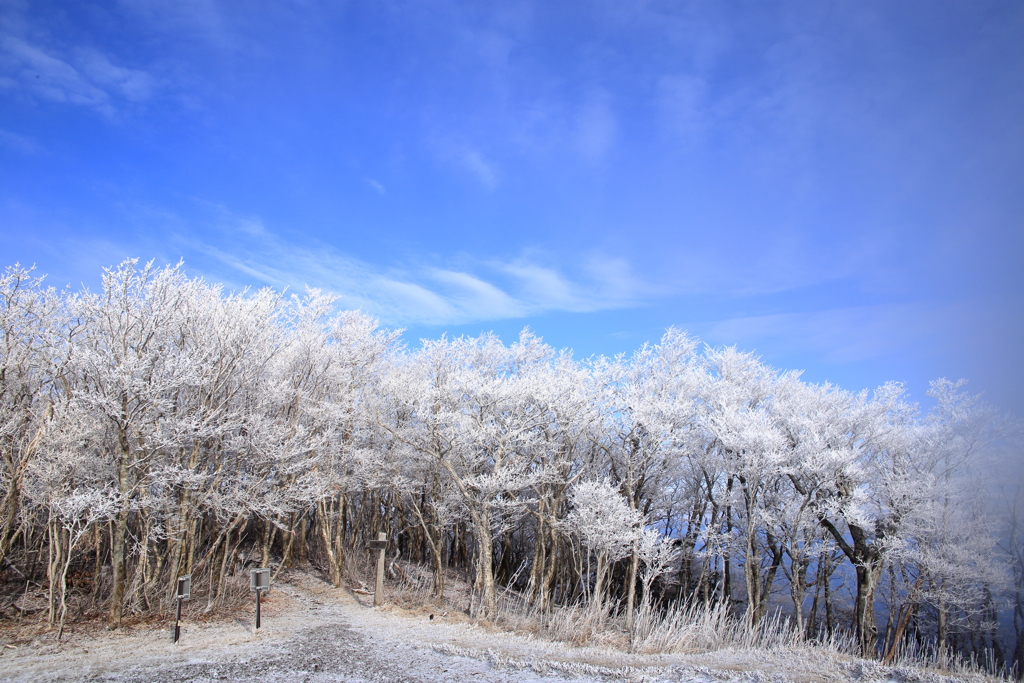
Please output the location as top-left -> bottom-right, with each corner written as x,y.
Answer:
0,569 -> 1003,683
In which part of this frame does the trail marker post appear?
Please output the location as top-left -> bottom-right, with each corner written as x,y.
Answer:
174,575 -> 191,644
250,568 -> 270,629
367,532 -> 387,606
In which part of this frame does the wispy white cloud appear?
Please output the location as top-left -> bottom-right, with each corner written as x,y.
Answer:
76,48 -> 155,103
118,0 -> 233,49
499,261 -> 580,310
575,90 -> 617,161
459,147 -> 498,189
169,208 -> 652,326
1,36 -> 110,112
701,302 -> 962,364
0,35 -> 155,115
429,134 -> 500,189
656,74 -> 708,146
581,255 -> 656,303
0,128 -> 41,154
374,279 -> 455,322
428,268 -> 527,319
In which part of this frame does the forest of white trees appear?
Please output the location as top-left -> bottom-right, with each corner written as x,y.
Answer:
1,260 -> 1021,670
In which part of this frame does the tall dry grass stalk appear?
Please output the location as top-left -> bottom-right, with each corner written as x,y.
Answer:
494,592 -> 619,646
882,636 -> 1011,680
377,560 -> 1006,680
629,599 -> 860,655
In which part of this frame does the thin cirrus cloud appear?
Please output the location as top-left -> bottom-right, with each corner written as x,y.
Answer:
656,74 -> 709,146
459,148 -> 498,189
574,91 -> 617,162
431,136 -> 500,189
700,302 -> 958,366
0,35 -> 155,115
364,178 -> 386,195
0,128 -> 41,155
181,218 -> 651,327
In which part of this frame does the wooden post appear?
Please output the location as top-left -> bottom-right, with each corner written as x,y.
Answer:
374,531 -> 386,607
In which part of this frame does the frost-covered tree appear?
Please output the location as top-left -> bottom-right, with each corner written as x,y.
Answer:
562,479 -> 641,602
0,258 -> 1019,671
592,328 -> 703,626
877,380 -> 1011,662
700,346 -> 790,624
379,331 -> 551,617
0,265 -> 64,570
66,260 -> 208,626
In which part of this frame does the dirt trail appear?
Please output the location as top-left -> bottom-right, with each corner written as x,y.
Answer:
0,571 -> 609,683
0,571 -> 982,683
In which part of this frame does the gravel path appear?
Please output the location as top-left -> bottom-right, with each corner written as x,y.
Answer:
0,571 -> 983,683
0,572 -> 610,683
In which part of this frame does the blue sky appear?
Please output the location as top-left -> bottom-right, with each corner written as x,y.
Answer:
2,0 -> 1022,414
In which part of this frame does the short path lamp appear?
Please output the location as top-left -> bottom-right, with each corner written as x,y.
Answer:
250,568 -> 271,629
174,575 -> 190,644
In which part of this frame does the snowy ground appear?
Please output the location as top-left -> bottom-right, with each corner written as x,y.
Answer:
0,571 -> 991,683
